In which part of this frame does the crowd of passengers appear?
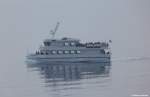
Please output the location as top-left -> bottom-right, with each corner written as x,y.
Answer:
77,42 -> 109,48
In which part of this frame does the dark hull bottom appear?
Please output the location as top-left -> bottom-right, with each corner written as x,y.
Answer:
27,57 -> 111,64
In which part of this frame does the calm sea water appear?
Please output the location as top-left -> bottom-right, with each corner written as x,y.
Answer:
0,50 -> 150,97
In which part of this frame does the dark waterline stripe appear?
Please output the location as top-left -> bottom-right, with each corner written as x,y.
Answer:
31,56 -> 110,59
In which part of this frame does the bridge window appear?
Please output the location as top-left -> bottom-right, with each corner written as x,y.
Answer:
64,42 -> 69,46
64,50 -> 69,54
76,50 -> 81,54
70,42 -> 75,46
51,50 -> 56,54
58,50 -> 63,54
70,50 -> 75,54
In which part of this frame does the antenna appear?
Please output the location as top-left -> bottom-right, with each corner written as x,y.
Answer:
50,22 -> 60,39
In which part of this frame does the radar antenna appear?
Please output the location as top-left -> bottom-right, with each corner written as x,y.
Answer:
50,22 -> 60,39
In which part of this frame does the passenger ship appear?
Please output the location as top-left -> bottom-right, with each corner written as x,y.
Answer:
27,22 -> 111,63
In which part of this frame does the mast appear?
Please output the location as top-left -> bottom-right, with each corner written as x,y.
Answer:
50,22 -> 60,39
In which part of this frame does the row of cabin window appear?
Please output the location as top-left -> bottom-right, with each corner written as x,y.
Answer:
36,50 -> 81,55
44,42 -> 76,46
64,42 -> 75,46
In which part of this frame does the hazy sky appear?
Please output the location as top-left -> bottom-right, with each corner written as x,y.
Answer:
0,0 -> 150,59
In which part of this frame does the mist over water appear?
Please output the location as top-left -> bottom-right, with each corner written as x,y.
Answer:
0,0 -> 150,97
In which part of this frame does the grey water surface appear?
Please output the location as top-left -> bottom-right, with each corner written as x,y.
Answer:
0,51 -> 150,97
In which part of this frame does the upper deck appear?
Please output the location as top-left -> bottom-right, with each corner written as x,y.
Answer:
43,37 -> 80,47
42,37 -> 109,49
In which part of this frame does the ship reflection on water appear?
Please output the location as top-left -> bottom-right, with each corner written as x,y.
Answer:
27,61 -> 111,87
26,61 -> 111,97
